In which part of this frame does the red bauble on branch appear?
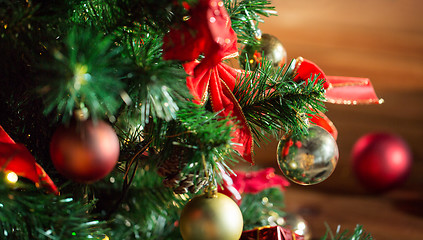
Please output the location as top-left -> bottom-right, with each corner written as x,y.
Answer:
50,119 -> 120,183
351,132 -> 412,192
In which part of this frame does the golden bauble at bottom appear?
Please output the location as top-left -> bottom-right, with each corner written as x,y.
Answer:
179,192 -> 243,240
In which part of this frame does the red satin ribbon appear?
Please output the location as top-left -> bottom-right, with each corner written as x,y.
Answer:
164,0 -> 254,163
0,125 -> 58,194
326,76 -> 383,105
293,57 -> 382,104
293,57 -> 382,140
309,111 -> 338,140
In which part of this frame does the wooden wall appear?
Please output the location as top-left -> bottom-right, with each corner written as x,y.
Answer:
252,1 -> 423,239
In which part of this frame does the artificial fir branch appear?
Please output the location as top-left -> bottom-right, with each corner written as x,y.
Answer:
155,102 -> 236,183
121,31 -> 190,126
38,27 -> 126,123
91,169 -> 187,240
233,59 -> 326,143
321,224 -> 373,240
0,177 -> 106,240
225,0 -> 276,44
70,0 -> 191,34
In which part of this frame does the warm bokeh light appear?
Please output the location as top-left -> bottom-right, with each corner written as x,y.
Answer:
6,172 -> 18,184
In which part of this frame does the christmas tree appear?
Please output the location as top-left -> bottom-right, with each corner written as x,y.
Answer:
0,1 -> 380,239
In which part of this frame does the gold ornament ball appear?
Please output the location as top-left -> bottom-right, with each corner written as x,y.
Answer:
179,192 -> 244,240
240,33 -> 287,70
277,125 -> 339,185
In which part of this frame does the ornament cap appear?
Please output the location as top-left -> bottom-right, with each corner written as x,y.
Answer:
205,185 -> 218,198
73,106 -> 89,121
206,190 -> 218,198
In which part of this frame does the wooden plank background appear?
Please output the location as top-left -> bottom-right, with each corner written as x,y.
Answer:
250,0 -> 423,239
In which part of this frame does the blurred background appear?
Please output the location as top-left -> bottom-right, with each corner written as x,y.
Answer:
252,0 -> 423,239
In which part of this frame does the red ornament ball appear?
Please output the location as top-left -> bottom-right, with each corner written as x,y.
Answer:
351,132 -> 412,192
50,119 -> 120,183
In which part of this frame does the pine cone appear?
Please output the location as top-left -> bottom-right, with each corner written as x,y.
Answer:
158,146 -> 207,194
157,147 -> 185,177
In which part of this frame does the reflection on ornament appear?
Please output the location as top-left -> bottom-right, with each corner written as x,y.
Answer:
179,192 -> 243,240
6,172 -> 18,184
277,125 -> 338,185
240,33 -> 287,70
280,213 -> 311,240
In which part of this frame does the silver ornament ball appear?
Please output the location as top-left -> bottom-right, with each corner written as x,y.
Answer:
277,125 -> 339,185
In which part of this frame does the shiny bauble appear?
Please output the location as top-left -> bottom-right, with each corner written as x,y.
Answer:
240,33 -> 287,70
277,125 -> 338,185
280,213 -> 311,240
352,132 -> 412,192
50,119 -> 120,183
179,192 -> 243,240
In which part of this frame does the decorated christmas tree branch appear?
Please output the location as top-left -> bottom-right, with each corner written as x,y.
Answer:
154,103 -> 237,194
225,0 -> 276,44
233,59 -> 326,143
0,0 -> 383,239
120,32 -> 190,125
70,0 -> 209,39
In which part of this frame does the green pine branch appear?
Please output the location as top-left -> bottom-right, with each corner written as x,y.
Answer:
70,0 -> 192,34
225,0 -> 276,44
321,224 -> 373,240
153,102 -> 237,184
120,30 -> 190,126
233,59 -> 326,144
0,176 -> 107,240
92,169 -> 186,240
38,27 -> 126,123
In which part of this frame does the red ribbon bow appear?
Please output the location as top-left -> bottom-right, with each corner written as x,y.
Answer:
0,125 -> 58,194
163,0 -> 254,163
292,57 -> 382,139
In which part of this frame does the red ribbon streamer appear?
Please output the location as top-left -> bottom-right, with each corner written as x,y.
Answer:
0,125 -> 58,194
163,0 -> 254,163
293,57 -> 382,139
293,57 -> 382,104
326,76 -> 383,105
